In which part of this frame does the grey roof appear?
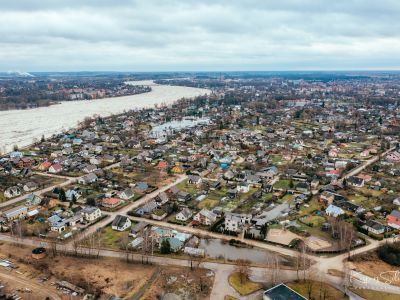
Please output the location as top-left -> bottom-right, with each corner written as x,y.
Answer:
390,210 -> 400,219
112,215 -> 129,228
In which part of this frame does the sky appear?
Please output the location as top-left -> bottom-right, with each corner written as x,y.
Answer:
1,0 -> 400,72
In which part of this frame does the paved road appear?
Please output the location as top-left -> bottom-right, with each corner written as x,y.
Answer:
0,177 -> 75,209
1,148 -> 399,298
342,147 -> 396,180
127,215 -> 301,258
0,161 -> 123,210
70,174 -> 188,244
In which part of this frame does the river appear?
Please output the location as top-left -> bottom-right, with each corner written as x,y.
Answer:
0,81 -> 210,153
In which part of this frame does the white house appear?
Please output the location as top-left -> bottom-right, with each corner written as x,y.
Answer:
49,164 -> 63,174
81,206 -> 102,222
78,173 -> 98,185
176,207 -> 193,222
325,204 -> 345,218
193,208 -> 217,226
236,183 -> 250,193
224,212 -> 252,232
112,215 -> 131,231
119,188 -> 135,200
4,186 -> 21,198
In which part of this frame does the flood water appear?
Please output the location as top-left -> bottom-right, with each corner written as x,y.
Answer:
151,117 -> 210,137
199,238 -> 285,264
0,81 -> 209,153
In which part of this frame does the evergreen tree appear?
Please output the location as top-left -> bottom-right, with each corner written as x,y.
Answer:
59,189 -> 66,201
160,239 -> 171,254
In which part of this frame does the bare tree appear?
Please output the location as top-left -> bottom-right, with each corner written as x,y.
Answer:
234,259 -> 252,284
49,239 -> 58,257
71,231 -> 82,257
304,269 -> 316,300
120,233 -> 131,262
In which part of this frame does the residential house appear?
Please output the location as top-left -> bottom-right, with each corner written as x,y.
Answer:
135,182 -> 149,193
23,181 -> 38,192
237,182 -> 250,193
38,161 -> 52,171
48,215 -> 66,232
193,208 -> 217,226
151,209 -> 168,220
319,191 -> 335,206
387,151 -> 400,163
136,200 -> 158,215
4,186 -> 21,198
224,212 -> 251,232
2,205 -> 28,221
154,192 -> 169,206
129,222 -> 148,237
177,191 -> 191,202
295,182 -> 309,193
362,220 -> 385,235
387,210 -> 400,229
78,173 -> 98,185
25,194 -> 42,206
347,176 -> 365,188
188,174 -> 202,185
112,215 -> 131,231
66,189 -> 81,201
101,197 -> 123,209
119,188 -> 135,200
176,207 -> 193,222
325,204 -> 345,218
49,163 -> 63,174
83,164 -> 97,173
81,206 -> 101,222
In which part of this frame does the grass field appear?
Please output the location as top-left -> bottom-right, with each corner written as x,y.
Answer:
269,154 -> 283,164
228,272 -> 262,296
288,280 -> 348,300
301,215 -> 326,227
299,197 -> 320,215
350,288 -> 399,300
198,198 -> 219,209
348,194 -> 368,204
97,225 -> 130,249
273,179 -> 292,189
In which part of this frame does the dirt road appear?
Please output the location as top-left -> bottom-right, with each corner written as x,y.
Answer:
0,269 -> 61,300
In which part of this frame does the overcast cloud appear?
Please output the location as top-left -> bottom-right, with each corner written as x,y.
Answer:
1,0 -> 400,71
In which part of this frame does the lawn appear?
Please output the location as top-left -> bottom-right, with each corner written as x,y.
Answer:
296,220 -> 333,241
198,198 -> 219,209
350,288 -> 399,300
281,194 -> 294,203
269,154 -> 282,164
176,181 -> 198,195
262,193 -> 274,202
301,215 -> 326,227
347,194 -> 368,204
273,179 -> 291,189
228,272 -> 262,296
288,280 -> 348,300
356,187 -> 384,197
207,188 -> 228,200
299,197 -> 321,216
97,225 -> 130,249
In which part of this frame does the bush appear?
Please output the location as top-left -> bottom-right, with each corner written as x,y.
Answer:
377,241 -> 400,266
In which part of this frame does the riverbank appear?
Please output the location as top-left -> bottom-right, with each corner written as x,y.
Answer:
0,81 -> 210,153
